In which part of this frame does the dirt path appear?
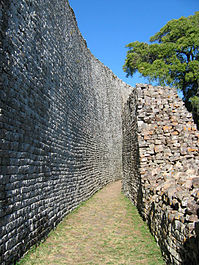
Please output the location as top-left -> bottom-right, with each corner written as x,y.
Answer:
18,181 -> 164,265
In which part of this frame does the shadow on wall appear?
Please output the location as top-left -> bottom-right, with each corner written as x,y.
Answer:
181,223 -> 199,265
135,145 -> 143,218
122,84 -> 199,265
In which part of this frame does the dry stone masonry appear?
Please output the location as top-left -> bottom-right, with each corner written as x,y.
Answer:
1,0 -> 199,264
0,1 -> 132,264
122,84 -> 199,265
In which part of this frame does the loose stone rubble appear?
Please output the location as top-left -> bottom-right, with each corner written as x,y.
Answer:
1,0 -> 199,264
123,84 -> 199,264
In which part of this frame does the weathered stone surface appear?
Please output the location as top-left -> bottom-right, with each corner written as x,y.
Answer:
122,84 -> 199,265
1,1 -> 199,264
0,1 -> 133,264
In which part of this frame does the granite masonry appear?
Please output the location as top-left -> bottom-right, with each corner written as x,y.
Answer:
0,1 -> 133,264
122,84 -> 199,264
1,0 -> 199,265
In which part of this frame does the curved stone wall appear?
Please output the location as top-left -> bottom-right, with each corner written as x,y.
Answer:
0,1 -> 132,263
2,0 -> 199,264
122,84 -> 199,264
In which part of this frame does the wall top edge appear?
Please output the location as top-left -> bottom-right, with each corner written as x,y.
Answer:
68,1 -> 134,90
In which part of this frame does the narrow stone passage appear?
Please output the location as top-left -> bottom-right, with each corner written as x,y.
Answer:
18,181 -> 165,265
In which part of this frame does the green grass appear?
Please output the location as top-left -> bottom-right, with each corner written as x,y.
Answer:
121,195 -> 165,265
16,183 -> 165,265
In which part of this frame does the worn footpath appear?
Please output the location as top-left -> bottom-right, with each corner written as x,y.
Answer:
18,181 -> 165,265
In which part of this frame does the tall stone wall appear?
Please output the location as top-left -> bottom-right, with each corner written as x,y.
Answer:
2,0 -> 199,264
0,1 -> 132,264
122,89 -> 141,205
122,84 -> 199,264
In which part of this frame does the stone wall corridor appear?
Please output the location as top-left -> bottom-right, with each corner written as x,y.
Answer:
16,181 -> 165,265
1,0 -> 199,264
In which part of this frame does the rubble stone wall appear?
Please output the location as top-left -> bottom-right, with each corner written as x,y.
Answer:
2,0 -> 199,264
0,1 -> 132,264
122,84 -> 199,264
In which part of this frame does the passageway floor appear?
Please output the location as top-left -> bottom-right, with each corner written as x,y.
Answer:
18,181 -> 165,265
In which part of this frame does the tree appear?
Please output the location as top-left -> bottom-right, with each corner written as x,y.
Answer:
123,12 -> 199,127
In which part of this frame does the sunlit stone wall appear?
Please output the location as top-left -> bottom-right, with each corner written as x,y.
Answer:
0,1 -> 132,263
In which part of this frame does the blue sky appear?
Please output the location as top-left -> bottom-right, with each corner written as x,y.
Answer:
69,0 -> 198,87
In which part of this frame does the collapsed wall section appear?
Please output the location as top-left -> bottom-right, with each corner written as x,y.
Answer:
0,1 -> 131,263
122,84 -> 199,264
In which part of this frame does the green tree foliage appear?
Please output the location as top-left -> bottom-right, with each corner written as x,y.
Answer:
190,95 -> 199,126
123,12 -> 199,127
